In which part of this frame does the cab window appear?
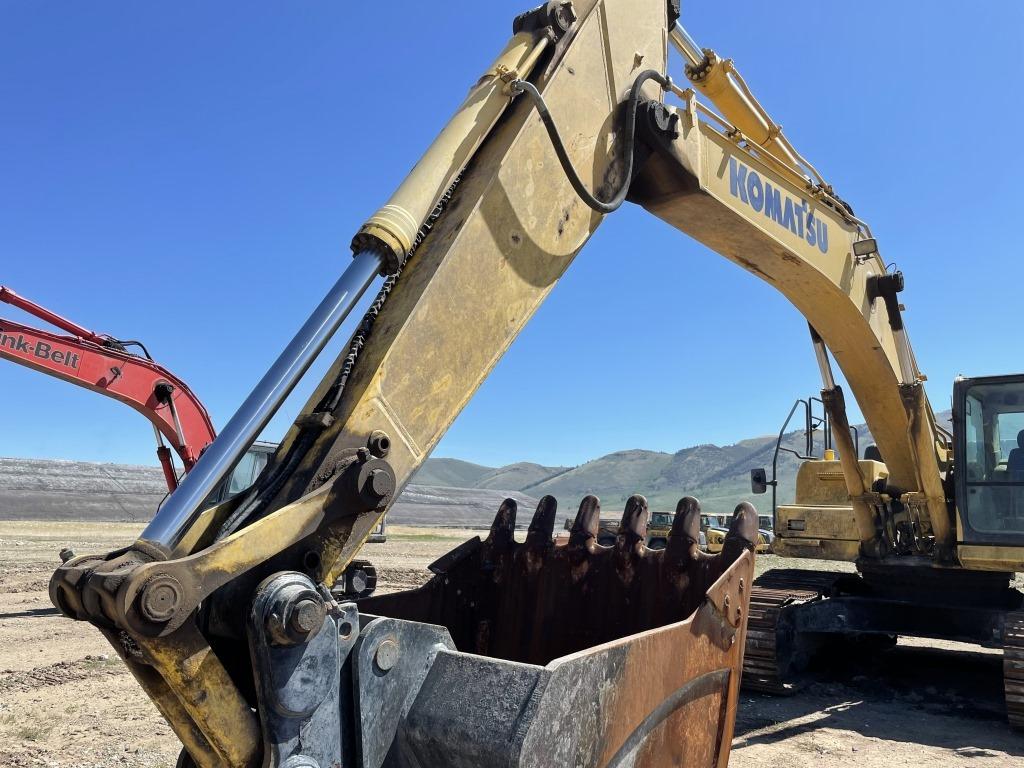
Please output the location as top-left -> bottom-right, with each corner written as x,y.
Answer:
961,381 -> 1024,535
227,450 -> 258,495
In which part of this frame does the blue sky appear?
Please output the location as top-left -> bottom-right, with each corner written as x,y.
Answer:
1,2 -> 1022,470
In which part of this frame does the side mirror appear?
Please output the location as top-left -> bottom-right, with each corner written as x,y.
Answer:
750,468 -> 769,495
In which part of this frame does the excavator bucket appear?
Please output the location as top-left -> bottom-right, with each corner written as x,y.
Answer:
245,496 -> 757,768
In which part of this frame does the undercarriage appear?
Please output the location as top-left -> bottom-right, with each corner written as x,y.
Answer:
743,564 -> 1024,727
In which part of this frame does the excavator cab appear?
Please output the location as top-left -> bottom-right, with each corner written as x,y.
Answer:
954,374 -> 1024,569
204,442 -> 277,506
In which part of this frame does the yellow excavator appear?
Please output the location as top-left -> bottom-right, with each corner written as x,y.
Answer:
45,1 -> 1022,766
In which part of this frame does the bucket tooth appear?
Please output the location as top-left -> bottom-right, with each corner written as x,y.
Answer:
724,501 -> 759,555
486,498 -> 518,550
569,495 -> 601,548
606,495 -> 650,638
525,495 -> 557,548
666,496 -> 703,566
616,494 -> 649,551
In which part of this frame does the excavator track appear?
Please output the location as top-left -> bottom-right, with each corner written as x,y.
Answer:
1005,611 -> 1024,729
742,569 -> 839,693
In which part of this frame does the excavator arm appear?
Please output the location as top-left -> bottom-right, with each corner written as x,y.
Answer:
47,0 -> 953,763
624,70 -> 952,560
0,285 -> 216,490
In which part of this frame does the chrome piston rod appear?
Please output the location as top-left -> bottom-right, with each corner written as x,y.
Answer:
140,249 -> 383,551
669,22 -> 703,68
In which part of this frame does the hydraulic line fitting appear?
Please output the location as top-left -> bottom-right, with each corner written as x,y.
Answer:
352,3 -> 577,274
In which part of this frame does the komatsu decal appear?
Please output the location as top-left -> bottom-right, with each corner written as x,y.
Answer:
728,157 -> 828,255
0,331 -> 81,370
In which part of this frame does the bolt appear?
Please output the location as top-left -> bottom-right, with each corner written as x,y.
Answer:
375,637 -> 399,672
368,430 -> 391,458
348,569 -> 368,595
140,574 -> 183,623
738,577 -> 745,593
368,469 -> 392,499
290,598 -> 325,636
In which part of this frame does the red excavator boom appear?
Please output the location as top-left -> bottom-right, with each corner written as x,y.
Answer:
0,285 -> 216,491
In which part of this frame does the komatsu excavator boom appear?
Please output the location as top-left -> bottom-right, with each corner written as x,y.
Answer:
46,1 -> 1022,765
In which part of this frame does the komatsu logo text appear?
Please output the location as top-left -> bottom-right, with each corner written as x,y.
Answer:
728,157 -> 828,255
0,332 -> 81,370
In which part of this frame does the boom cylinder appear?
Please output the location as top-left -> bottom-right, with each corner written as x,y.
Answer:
669,23 -> 803,175
139,249 -> 383,552
352,27 -> 554,273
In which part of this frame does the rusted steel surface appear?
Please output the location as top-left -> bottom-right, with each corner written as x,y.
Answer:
358,493 -> 757,766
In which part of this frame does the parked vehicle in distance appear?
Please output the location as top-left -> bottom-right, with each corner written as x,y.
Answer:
558,508 -> 769,553
704,517 -> 772,554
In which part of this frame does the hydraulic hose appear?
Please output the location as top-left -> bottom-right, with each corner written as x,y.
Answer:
509,69 -> 670,214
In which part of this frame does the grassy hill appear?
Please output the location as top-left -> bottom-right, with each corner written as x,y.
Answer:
413,410 -> 953,517
409,457 -> 493,488
1,412 -> 951,527
477,462 -> 569,491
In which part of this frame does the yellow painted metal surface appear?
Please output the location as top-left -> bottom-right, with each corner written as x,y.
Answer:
69,3 -> 1022,763
957,545 -> 1024,573
273,0 -> 669,554
772,459 -> 893,561
629,104 -> 952,554
685,51 -> 802,173
356,30 -> 551,261
773,460 -> 886,561
129,626 -> 260,768
771,534 -> 860,562
795,460 -> 888,506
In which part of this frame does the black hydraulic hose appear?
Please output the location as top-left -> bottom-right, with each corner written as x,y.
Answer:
116,339 -> 154,360
213,430 -> 315,541
510,69 -> 670,214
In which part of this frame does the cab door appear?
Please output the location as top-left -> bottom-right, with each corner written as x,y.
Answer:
953,374 -> 1024,571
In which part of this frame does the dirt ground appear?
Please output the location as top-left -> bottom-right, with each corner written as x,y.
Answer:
2,520 -> 1022,767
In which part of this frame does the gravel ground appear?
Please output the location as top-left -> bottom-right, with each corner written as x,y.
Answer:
1,520 -> 1021,767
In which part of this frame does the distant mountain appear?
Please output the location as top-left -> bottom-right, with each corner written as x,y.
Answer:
409,458 -> 492,488
389,485 -> 539,528
0,410 -> 952,527
411,410 -> 954,517
525,449 -> 671,507
404,437 -> 796,517
476,462 -> 569,491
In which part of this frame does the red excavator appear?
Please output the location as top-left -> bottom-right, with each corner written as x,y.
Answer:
0,284 -> 216,492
